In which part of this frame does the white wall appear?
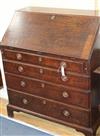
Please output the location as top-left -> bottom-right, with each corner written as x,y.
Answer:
31,0 -> 95,9
98,0 -> 100,15
0,0 -> 33,41
0,0 -> 97,99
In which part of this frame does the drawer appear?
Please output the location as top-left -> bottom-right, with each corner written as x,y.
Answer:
4,61 -> 90,90
8,90 -> 90,127
5,73 -> 90,108
3,49 -> 87,74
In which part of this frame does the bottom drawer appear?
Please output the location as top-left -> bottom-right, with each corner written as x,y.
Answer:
8,90 -> 90,127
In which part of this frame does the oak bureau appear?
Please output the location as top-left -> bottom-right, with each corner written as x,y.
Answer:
0,7 -> 100,136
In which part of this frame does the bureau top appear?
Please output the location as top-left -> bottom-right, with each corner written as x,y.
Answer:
1,7 -> 100,60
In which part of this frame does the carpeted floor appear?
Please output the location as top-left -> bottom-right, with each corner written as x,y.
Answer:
0,115 -> 54,136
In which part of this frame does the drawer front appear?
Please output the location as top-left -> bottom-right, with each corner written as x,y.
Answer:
3,49 -> 87,74
6,73 -> 90,108
8,90 -> 90,127
4,61 -> 90,90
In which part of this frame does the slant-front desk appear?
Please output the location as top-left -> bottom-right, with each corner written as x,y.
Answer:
0,7 -> 100,136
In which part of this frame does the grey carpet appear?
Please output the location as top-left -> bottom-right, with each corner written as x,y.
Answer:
0,115 -> 54,136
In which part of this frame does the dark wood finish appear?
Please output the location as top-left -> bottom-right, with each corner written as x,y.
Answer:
1,10 -> 99,60
8,89 -> 90,127
5,73 -> 90,108
3,49 -> 87,74
0,7 -> 100,136
3,61 -> 90,89
7,105 -> 14,117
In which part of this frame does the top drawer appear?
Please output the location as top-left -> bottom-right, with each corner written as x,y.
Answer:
2,49 -> 88,74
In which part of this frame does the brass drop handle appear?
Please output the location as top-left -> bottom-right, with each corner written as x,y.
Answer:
38,57 -> 42,62
22,98 -> 28,105
50,15 -> 56,20
16,53 -> 22,60
41,83 -> 45,88
18,66 -> 24,73
60,62 -> 68,81
63,110 -> 70,117
42,100 -> 47,105
62,91 -> 69,98
40,68 -> 44,74
20,81 -> 26,87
